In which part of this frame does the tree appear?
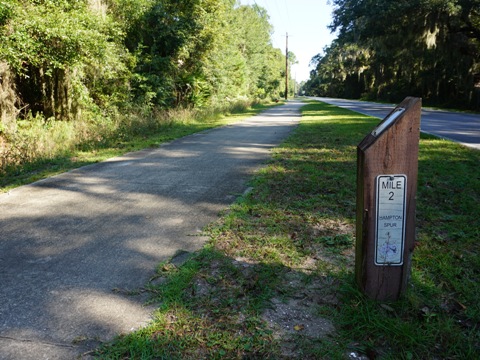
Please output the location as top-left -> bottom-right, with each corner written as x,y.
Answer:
0,0 -> 289,124
202,2 -> 285,103
307,0 -> 480,109
0,0 -> 130,120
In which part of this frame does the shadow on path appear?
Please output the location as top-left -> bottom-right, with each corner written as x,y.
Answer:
0,101 -> 303,359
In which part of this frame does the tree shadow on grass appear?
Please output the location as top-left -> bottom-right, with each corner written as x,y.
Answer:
95,247 -> 340,359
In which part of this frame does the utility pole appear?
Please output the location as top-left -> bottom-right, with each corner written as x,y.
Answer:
285,32 -> 288,100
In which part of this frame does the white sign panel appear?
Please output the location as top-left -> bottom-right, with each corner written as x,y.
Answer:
375,175 -> 407,266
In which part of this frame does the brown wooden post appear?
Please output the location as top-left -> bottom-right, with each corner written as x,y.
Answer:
356,97 -> 421,301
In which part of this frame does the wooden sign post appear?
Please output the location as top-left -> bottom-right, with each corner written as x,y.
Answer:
356,97 -> 421,301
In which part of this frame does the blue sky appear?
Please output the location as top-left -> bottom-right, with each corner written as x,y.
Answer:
240,0 -> 338,82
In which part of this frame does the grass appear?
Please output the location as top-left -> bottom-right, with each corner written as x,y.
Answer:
0,101 -> 276,192
12,99 -> 478,359
93,100 -> 480,359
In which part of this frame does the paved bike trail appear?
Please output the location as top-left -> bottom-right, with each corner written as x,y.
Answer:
0,101 -> 302,359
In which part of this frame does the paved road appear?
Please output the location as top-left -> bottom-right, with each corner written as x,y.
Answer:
310,97 -> 480,150
0,101 -> 302,359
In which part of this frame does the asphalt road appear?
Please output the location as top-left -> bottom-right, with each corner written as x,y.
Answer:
310,97 -> 480,150
0,101 -> 302,359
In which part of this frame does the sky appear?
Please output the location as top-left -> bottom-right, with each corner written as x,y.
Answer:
240,0 -> 338,82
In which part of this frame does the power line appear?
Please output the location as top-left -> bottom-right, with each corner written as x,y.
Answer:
251,0 -> 282,50
273,0 -> 286,33
283,0 -> 290,30
252,0 -> 275,47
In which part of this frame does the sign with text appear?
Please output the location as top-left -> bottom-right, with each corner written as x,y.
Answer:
356,97 -> 421,301
375,175 -> 407,266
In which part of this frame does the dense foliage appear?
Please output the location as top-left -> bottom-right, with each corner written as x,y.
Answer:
0,0 -> 289,173
0,0 -> 287,123
303,0 -> 480,110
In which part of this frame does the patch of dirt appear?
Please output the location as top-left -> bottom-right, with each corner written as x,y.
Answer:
263,298 -> 335,339
161,254 -> 344,358
307,219 -> 357,271
311,219 -> 354,238
261,272 -> 340,358
192,278 -> 213,297
262,296 -> 335,358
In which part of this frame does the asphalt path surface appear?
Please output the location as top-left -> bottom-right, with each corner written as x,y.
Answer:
310,97 -> 480,150
0,101 -> 302,359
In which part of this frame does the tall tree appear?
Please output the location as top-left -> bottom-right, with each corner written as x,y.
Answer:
0,0 -> 288,123
307,0 -> 480,109
0,0 -> 130,120
203,2 -> 285,103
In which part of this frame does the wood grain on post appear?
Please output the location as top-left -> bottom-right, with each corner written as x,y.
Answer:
356,97 -> 421,301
